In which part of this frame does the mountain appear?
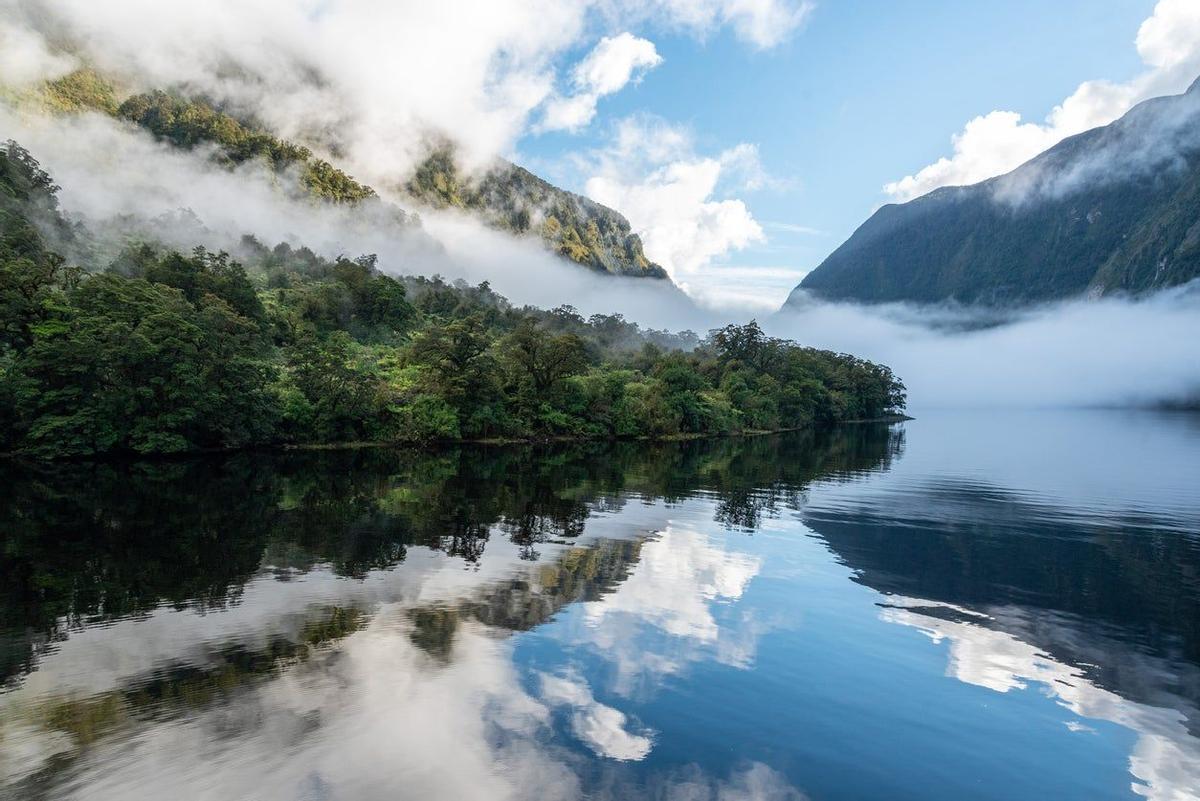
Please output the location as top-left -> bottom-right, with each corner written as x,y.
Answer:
407,148 -> 668,278
790,77 -> 1200,307
30,69 -> 667,280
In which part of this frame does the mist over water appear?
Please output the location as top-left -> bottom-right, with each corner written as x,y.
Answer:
771,287 -> 1200,411
4,104 -> 1199,410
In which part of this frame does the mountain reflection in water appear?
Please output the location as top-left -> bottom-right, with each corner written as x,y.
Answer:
1,411 -> 1198,801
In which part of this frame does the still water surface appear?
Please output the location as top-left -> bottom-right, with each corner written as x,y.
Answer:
1,410 -> 1198,801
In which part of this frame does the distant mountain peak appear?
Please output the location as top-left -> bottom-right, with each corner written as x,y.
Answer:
405,145 -> 668,279
789,75 -> 1200,307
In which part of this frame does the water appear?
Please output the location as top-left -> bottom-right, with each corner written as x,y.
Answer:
1,410 -> 1198,801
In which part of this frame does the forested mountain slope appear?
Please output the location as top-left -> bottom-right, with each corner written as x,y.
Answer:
407,148 -> 667,278
0,140 -> 904,458
790,77 -> 1200,306
27,69 -> 667,279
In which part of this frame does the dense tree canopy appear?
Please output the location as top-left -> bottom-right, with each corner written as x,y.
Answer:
117,90 -> 378,204
0,140 -> 905,458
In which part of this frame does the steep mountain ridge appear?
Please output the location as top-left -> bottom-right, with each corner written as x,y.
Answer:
790,76 -> 1200,306
407,148 -> 667,278
23,69 -> 667,280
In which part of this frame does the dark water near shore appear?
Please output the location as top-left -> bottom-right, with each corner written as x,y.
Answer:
1,410 -> 1198,801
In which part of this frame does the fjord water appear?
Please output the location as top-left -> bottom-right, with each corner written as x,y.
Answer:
1,410 -> 1198,801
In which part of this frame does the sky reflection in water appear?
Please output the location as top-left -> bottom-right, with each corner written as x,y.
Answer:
1,410 -> 1198,801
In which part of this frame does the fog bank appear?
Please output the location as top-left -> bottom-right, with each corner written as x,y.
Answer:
5,106 -> 1198,411
1,107 -> 719,331
773,288 -> 1200,411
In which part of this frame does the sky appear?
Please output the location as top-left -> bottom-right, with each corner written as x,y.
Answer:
518,0 -> 1195,309
3,0 -> 1199,311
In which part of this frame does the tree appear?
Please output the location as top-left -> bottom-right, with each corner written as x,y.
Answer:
708,321 -> 779,370
502,321 -> 589,394
12,276 -> 275,456
285,332 -> 378,440
0,141 -> 82,352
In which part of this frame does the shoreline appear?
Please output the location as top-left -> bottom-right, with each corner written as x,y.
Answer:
1,415 -> 913,464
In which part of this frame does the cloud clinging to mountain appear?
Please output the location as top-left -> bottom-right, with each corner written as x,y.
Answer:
884,0 -> 1200,202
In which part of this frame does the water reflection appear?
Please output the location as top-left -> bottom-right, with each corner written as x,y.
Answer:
877,597 -> 1200,801
1,411 -> 1198,801
801,410 -> 1200,801
0,427 -> 896,800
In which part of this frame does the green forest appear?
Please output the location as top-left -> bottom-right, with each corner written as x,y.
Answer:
0,140 -> 905,459
33,69 -> 666,277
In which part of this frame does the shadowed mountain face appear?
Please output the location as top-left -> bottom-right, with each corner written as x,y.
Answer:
792,77 -> 1200,306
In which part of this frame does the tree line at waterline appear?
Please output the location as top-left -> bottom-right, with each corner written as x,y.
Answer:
0,141 -> 905,458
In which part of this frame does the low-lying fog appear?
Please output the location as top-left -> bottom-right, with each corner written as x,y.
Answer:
6,106 -> 1199,413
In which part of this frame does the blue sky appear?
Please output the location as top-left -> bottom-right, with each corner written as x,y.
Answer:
517,0 -> 1169,310
8,0 -> 1196,312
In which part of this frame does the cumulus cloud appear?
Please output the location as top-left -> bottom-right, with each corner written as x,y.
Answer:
636,0 -> 815,49
540,33 -> 663,133
540,671 -> 655,761
885,0 -> 1200,201
0,0 -> 808,181
583,116 -> 767,285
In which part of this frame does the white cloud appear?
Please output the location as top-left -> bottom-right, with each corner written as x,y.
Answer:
881,597 -> 1200,801
583,116 -> 767,285
764,221 -> 824,236
640,0 -> 815,49
575,32 -> 663,95
539,671 -> 654,761
0,0 -> 808,180
2,0 -> 588,176
0,19 -> 77,84
540,33 -> 662,133
885,0 -> 1200,201
687,264 -> 807,313
772,284 -> 1200,411
0,104 -> 723,332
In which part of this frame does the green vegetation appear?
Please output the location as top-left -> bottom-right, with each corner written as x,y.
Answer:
0,425 -> 902,682
117,90 -> 378,203
31,70 -> 662,276
40,67 -> 119,115
0,140 -> 904,458
407,145 -> 669,277
35,69 -> 379,205
795,79 -> 1200,305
